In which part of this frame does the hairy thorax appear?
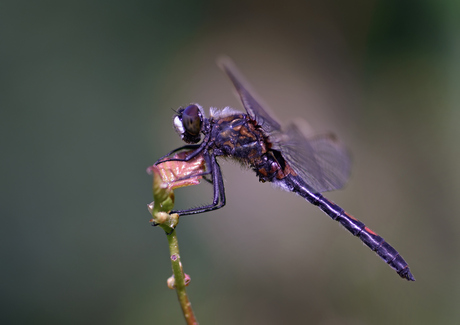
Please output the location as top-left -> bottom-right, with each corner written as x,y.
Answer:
210,114 -> 296,182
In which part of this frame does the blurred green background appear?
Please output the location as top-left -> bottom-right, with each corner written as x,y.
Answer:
2,1 -> 459,324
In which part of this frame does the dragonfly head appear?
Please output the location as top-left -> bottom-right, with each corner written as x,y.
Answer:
173,104 -> 204,144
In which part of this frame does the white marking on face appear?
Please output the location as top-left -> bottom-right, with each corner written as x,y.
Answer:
173,116 -> 185,135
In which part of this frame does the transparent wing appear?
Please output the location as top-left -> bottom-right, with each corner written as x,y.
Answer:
278,123 -> 351,193
219,57 -> 351,193
218,57 -> 282,134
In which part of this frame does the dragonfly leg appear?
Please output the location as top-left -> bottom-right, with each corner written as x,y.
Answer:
169,170 -> 213,184
154,144 -> 201,165
170,152 -> 226,216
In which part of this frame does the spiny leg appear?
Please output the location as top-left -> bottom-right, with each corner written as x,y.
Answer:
154,144 -> 201,165
171,152 -> 226,216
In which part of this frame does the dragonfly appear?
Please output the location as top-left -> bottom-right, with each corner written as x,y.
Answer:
155,58 -> 415,281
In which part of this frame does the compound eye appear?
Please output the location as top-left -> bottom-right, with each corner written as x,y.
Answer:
182,104 -> 202,136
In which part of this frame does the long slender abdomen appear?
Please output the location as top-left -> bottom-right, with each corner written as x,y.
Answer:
285,175 -> 415,281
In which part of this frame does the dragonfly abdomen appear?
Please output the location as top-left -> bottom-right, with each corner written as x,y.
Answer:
285,175 -> 415,281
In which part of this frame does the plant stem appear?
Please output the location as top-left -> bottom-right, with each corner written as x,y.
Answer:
167,229 -> 198,325
148,163 -> 200,324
